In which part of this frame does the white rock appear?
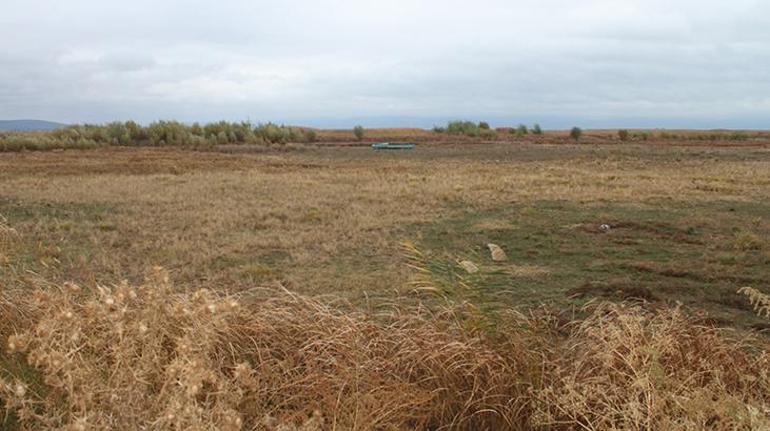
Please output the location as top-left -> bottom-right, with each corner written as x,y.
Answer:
487,243 -> 507,261
459,260 -> 479,274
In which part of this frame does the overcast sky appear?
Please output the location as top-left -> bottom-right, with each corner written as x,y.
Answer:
2,0 -> 769,128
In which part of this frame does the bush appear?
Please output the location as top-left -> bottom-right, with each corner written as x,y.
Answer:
147,121 -> 191,146
735,230 -> 763,251
105,122 -> 132,145
0,134 -> 103,152
302,128 -> 318,143
618,129 -> 629,141
570,127 -> 582,141
516,124 -> 528,137
532,124 -> 543,135
729,131 -> 748,141
0,121 -> 305,152
125,121 -> 148,143
478,121 -> 490,130
480,128 -> 497,140
256,123 -> 292,145
446,121 -> 481,137
353,125 -> 365,141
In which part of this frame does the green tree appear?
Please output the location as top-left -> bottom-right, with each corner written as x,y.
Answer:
353,125 -> 365,141
570,127 -> 582,141
446,121 -> 480,137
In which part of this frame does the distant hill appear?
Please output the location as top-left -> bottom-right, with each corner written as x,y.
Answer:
0,119 -> 68,131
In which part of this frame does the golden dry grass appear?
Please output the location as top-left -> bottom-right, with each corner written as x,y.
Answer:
2,269 -> 533,430
1,143 -> 770,429
536,303 -> 770,430
1,269 -> 768,430
0,145 -> 767,298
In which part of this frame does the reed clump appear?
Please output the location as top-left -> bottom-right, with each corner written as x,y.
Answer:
1,269 -> 534,430
535,303 -> 770,430
2,274 -> 769,430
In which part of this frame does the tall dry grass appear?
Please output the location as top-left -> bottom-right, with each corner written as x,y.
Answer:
536,304 -> 770,430
0,215 -> 30,339
2,273 -> 769,429
2,214 -> 770,429
740,287 -> 770,318
1,268 -> 533,430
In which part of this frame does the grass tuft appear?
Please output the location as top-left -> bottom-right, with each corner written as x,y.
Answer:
740,287 -> 770,318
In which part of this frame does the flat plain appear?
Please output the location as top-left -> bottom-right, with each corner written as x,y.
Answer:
2,140 -> 768,327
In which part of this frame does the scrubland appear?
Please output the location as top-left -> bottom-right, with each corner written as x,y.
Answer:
1,138 -> 769,429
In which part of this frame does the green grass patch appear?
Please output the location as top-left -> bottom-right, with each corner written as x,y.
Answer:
410,199 -> 770,328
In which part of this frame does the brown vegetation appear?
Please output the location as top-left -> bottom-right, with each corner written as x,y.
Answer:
1,267 -> 768,429
1,141 -> 769,429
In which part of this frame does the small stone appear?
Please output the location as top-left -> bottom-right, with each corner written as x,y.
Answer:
487,243 -> 507,261
459,260 -> 479,274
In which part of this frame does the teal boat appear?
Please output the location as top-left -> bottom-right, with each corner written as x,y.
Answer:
371,142 -> 416,150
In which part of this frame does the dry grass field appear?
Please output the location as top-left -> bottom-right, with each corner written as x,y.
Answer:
1,137 -> 770,429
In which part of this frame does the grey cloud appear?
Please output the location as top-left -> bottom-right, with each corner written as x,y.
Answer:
1,0 -> 769,127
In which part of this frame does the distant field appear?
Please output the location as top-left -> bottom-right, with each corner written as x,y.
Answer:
1,141 -> 768,327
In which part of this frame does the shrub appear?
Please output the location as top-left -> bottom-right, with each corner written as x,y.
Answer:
478,121 -> 490,130
302,128 -> 318,143
532,124 -> 543,135
0,121 -> 308,152
255,123 -> 290,145
0,134 -> 102,152
446,121 -> 481,137
618,129 -> 629,141
570,127 -> 582,141
105,122 -> 131,145
353,125 -> 365,141
516,124 -> 528,137
51,126 -> 82,142
730,131 -> 748,141
125,121 -> 148,143
735,230 -> 763,251
480,128 -> 497,140
225,122 -> 254,144
147,121 -> 190,146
